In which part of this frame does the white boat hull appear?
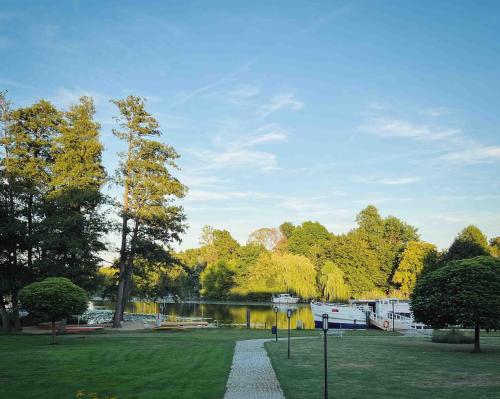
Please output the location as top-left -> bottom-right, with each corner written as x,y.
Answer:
311,301 -> 368,329
272,295 -> 299,304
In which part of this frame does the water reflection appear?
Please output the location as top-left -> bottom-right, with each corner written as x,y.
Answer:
91,300 -> 315,329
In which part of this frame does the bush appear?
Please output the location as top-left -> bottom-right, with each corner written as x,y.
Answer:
432,329 -> 474,344
20,277 -> 88,344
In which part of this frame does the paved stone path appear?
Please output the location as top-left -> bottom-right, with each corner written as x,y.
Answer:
224,338 -> 285,399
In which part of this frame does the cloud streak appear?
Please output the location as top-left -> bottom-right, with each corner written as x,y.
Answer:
257,92 -> 304,118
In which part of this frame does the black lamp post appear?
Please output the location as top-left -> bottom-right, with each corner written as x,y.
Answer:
287,308 -> 292,359
391,299 -> 395,332
274,306 -> 279,342
322,313 -> 329,399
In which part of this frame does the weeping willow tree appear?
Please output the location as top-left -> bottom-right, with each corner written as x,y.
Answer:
320,261 -> 350,302
274,253 -> 318,299
240,253 -> 318,299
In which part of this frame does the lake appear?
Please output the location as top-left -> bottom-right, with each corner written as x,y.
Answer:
90,300 -> 316,329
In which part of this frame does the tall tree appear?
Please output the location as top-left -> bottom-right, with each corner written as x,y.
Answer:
0,97 -> 61,331
279,222 -> 295,239
391,241 -> 437,297
37,96 -> 107,290
441,225 -> 490,264
287,221 -> 331,267
111,95 -> 186,327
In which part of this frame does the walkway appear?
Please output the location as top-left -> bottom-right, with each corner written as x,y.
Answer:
224,338 -> 285,399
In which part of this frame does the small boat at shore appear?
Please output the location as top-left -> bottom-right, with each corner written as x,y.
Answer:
310,300 -> 368,329
272,293 -> 299,304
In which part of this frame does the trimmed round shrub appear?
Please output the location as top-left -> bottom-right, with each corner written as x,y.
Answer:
20,277 -> 88,343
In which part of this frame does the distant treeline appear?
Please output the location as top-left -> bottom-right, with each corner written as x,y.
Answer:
166,210 -> 499,302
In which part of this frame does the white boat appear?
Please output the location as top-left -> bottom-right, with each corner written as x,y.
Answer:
272,293 -> 299,304
310,300 -> 368,329
351,298 -> 428,331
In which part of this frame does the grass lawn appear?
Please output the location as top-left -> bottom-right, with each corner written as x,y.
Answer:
0,328 -> 314,399
266,330 -> 500,399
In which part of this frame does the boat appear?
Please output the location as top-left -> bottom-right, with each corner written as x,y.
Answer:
310,300 -> 368,329
272,293 -> 299,304
350,298 -> 428,331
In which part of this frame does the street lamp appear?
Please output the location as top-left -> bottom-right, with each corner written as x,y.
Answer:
274,306 -> 279,342
322,313 -> 329,399
287,308 -> 292,359
391,299 -> 396,332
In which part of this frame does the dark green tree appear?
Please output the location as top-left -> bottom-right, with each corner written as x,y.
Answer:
441,225 -> 490,264
287,221 -> 331,267
279,222 -> 295,239
200,260 -> 235,299
111,96 -> 187,327
411,256 -> 500,353
489,237 -> 500,257
0,96 -> 62,331
19,277 -> 88,344
37,96 -> 107,290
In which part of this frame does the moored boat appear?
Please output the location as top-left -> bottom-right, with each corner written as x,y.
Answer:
272,293 -> 299,304
311,300 -> 368,329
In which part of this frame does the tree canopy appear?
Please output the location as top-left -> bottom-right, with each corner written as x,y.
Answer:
410,256 -> 500,352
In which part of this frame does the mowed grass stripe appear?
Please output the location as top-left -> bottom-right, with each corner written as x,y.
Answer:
266,333 -> 500,399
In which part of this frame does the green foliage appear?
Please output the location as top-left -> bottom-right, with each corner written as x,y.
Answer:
320,261 -> 350,301
200,260 -> 235,299
111,95 -> 187,325
287,221 -> 331,266
19,277 -> 87,322
432,329 -> 474,344
392,241 -> 437,296
411,256 -> 500,351
442,225 -> 490,264
489,237 -> 500,257
279,222 -> 295,239
237,253 -> 318,299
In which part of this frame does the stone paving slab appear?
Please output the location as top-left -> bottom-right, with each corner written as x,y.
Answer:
224,338 -> 285,399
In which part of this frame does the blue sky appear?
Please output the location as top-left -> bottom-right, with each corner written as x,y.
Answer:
1,0 -> 500,251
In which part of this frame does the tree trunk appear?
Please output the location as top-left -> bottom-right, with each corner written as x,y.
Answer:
0,297 -> 11,333
11,292 -> 22,332
473,323 -> 481,353
119,220 -> 139,322
112,207 -> 129,328
51,320 -> 57,345
27,194 -> 33,269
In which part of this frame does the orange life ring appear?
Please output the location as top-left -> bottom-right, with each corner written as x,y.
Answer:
383,320 -> 390,329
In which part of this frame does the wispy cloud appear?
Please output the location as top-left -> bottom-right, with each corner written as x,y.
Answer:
419,107 -> 449,117
359,118 -> 459,141
224,84 -> 260,104
257,92 -> 304,118
441,145 -> 500,164
191,123 -> 289,172
0,78 -> 35,90
172,63 -> 252,106
354,175 -> 421,185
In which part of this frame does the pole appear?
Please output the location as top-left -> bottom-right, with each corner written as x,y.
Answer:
275,310 -> 278,342
287,315 -> 291,359
392,300 -> 395,332
324,329 -> 328,399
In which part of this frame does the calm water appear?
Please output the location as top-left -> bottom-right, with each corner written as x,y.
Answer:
92,300 -> 316,329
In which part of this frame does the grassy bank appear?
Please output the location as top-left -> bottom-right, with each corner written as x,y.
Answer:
266,331 -> 500,399
0,328 -> 314,399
